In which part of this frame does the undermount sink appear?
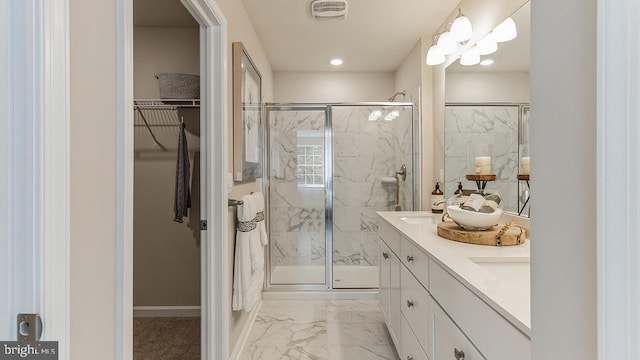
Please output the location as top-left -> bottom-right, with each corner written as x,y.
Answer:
469,257 -> 530,292
399,214 -> 438,225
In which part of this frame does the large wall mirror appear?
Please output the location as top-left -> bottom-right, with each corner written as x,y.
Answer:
443,1 -> 530,217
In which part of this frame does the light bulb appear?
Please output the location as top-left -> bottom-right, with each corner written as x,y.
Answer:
436,32 -> 458,55
493,17 -> 517,42
476,33 -> 498,55
480,59 -> 494,66
460,46 -> 480,66
450,12 -> 473,42
426,45 -> 445,66
330,58 -> 343,66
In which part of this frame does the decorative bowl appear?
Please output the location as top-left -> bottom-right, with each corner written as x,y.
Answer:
446,205 -> 503,231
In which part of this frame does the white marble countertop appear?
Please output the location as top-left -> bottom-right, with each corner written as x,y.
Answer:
377,211 -> 531,337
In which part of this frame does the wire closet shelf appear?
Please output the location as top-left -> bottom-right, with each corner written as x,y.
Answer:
133,99 -> 200,150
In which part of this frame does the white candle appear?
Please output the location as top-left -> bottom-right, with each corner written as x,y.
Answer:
521,157 -> 530,175
474,156 -> 492,175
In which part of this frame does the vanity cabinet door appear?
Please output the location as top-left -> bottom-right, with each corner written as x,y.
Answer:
401,314 -> 430,360
379,240 -> 391,325
433,302 -> 485,360
401,264 -> 432,356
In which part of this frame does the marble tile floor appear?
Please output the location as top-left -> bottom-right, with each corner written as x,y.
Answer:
239,299 -> 400,360
133,317 -> 200,360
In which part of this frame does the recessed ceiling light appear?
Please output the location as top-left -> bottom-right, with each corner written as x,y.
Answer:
330,58 -> 343,66
480,59 -> 494,66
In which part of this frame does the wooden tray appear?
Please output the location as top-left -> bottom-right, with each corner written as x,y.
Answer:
437,221 -> 525,246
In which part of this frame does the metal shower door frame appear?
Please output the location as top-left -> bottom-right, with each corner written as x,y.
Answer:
264,102 -> 415,291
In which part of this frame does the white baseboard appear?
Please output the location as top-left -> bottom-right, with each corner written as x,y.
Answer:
133,306 -> 201,318
228,299 -> 262,360
262,290 -> 378,301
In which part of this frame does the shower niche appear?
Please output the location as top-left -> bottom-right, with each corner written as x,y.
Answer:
266,103 -> 416,290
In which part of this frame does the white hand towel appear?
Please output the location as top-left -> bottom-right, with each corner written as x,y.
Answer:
252,192 -> 269,246
232,194 -> 263,311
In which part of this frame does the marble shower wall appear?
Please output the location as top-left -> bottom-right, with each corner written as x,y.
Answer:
332,106 -> 413,268
444,105 -> 519,213
268,105 -> 414,275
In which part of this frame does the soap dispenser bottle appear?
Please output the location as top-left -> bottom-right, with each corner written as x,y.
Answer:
454,182 -> 463,195
431,182 -> 444,214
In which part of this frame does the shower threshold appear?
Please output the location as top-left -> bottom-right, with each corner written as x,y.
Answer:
270,265 -> 379,289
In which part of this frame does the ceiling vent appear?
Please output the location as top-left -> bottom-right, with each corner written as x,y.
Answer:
311,0 -> 348,21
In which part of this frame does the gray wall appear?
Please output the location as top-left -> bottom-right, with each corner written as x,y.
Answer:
274,71 -> 395,102
530,0 -> 597,358
70,0 -> 118,358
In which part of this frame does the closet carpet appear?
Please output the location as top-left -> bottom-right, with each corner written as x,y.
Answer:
133,317 -> 200,360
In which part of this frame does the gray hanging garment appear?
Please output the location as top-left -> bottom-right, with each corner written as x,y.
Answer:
173,122 -> 191,223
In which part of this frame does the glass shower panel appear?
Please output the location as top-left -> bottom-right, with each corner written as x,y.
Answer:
268,109 -> 327,285
331,105 -> 414,289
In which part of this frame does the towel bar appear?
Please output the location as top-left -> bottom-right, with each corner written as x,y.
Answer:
228,199 -> 243,206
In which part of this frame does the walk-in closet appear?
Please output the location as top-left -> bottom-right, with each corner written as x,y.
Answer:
132,1 -> 202,359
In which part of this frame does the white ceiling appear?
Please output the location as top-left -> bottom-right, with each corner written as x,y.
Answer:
241,0 -> 460,72
448,2 -> 530,73
132,0 -> 528,73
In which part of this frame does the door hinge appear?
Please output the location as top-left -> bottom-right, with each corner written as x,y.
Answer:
200,220 -> 208,230
17,313 -> 42,341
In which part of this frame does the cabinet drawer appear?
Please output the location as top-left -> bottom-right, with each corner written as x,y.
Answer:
401,313 -> 430,360
401,238 -> 429,289
430,262 -> 531,360
433,302 -> 484,360
400,265 -> 432,357
379,219 -> 401,255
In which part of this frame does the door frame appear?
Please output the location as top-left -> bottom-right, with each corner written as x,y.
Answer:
0,0 -> 70,354
117,0 -> 230,359
596,0 -> 640,358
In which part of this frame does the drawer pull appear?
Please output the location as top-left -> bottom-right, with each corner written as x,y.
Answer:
454,348 -> 465,360
382,252 -> 389,259
406,255 -> 414,263
406,300 -> 414,308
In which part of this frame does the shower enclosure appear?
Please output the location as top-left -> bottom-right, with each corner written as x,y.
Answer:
266,103 -> 417,290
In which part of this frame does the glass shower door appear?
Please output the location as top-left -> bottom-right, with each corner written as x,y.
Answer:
331,105 -> 414,289
268,108 -> 328,285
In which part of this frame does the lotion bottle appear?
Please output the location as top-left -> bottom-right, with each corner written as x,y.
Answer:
431,182 -> 444,214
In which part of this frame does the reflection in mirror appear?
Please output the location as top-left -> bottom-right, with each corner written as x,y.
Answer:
444,1 -> 530,217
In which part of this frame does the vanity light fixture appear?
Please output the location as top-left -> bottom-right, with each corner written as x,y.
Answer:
426,44 -> 445,65
460,46 -> 480,66
450,8 -> 473,42
480,59 -> 494,66
330,58 -> 343,66
436,31 -> 458,55
476,33 -> 498,55
493,17 -> 517,42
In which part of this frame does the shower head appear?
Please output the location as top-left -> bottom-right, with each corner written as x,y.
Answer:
388,90 -> 406,102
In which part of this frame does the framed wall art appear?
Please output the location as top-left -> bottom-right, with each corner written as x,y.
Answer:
233,42 -> 263,183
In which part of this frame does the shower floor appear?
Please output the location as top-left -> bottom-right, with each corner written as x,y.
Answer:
271,265 -> 379,289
